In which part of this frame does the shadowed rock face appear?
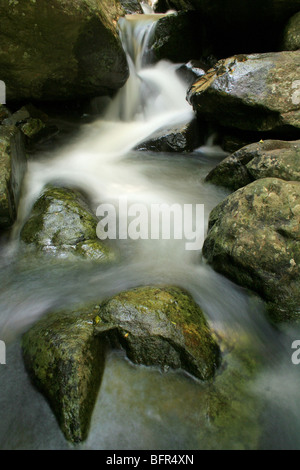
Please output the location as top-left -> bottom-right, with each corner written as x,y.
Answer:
155,0 -> 300,57
20,186 -> 116,262
282,12 -> 300,51
203,178 -> 300,322
188,52 -> 300,135
22,306 -> 106,443
0,0 -> 129,101
95,286 -> 221,380
206,140 -> 300,191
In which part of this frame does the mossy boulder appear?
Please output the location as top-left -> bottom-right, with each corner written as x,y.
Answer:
22,306 -> 106,443
0,0 -> 129,101
282,11 -> 300,51
94,286 -> 220,380
20,186 -> 115,262
206,140 -> 300,191
0,124 -> 26,228
203,178 -> 300,322
187,52 -> 300,136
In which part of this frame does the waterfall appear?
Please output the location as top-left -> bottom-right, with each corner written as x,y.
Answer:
14,13 -> 194,231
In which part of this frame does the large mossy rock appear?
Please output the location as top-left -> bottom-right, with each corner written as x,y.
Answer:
203,178 -> 300,322
206,140 -> 300,191
94,286 -> 220,380
283,11 -> 300,51
188,52 -> 300,136
0,124 -> 26,228
0,0 -> 129,101
22,306 -> 106,443
20,186 -> 115,261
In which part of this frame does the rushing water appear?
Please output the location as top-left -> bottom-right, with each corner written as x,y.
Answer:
0,13 -> 300,450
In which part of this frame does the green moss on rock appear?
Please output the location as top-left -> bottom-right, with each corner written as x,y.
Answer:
20,186 -> 116,262
203,178 -> 300,322
22,305 -> 106,443
94,286 -> 221,380
206,139 -> 300,191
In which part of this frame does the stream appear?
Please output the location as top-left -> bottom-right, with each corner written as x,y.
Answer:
0,11 -> 300,450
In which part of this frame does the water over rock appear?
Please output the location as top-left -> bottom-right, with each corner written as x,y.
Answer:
94,286 -> 221,380
188,52 -> 300,136
0,0 -> 129,101
206,140 -> 300,191
0,124 -> 26,229
20,186 -> 115,262
22,305 -> 106,443
203,178 -> 300,322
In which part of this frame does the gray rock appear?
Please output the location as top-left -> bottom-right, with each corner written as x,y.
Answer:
136,119 -> 202,152
188,52 -> 300,135
95,286 -> 221,380
20,186 -> 116,262
206,140 -> 300,190
22,306 -> 106,443
203,178 -> 300,322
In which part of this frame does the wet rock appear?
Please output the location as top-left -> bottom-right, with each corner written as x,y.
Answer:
120,0 -> 143,13
0,105 -> 10,124
176,61 -> 206,88
0,124 -> 26,228
3,104 -> 59,146
282,12 -> 300,51
136,119 -> 203,152
20,186 -> 115,262
94,286 -> 220,380
0,0 -> 129,101
188,52 -> 300,136
150,12 -> 203,63
22,306 -> 106,443
206,140 -> 300,191
203,178 -> 300,322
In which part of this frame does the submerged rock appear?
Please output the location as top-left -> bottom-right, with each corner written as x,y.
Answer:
20,186 -> 115,262
136,119 -> 202,152
0,0 -> 129,101
22,306 -> 106,443
282,12 -> 300,51
203,178 -> 300,322
206,140 -> 300,191
0,124 -> 26,228
94,286 -> 220,380
188,52 -> 300,136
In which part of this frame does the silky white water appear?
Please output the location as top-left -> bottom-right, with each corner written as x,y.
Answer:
0,13 -> 300,450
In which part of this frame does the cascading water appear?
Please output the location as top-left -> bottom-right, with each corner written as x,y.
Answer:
1,13 -> 300,450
